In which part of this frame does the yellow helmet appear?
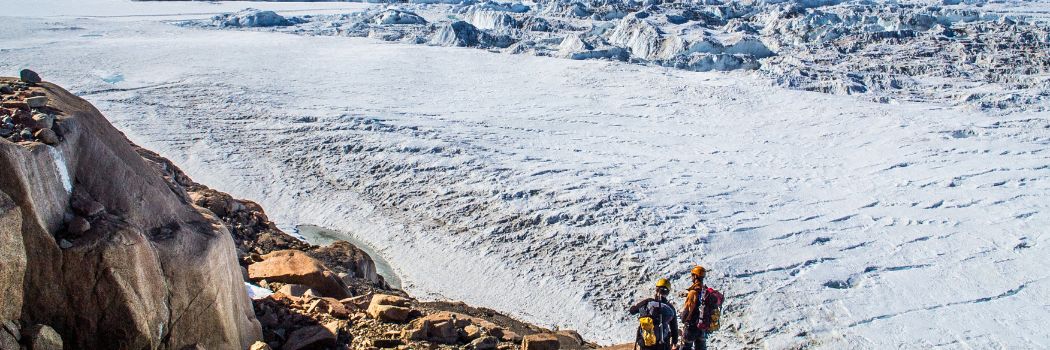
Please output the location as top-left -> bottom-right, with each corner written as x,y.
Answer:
691,265 -> 706,278
655,278 -> 671,289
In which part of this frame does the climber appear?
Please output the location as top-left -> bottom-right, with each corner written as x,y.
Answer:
629,278 -> 679,350
680,265 -> 723,350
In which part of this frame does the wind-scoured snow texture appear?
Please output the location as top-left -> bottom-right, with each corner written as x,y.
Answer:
4,1 -> 1050,348
185,0 -> 1050,113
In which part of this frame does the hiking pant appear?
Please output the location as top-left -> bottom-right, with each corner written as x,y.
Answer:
681,326 -> 708,350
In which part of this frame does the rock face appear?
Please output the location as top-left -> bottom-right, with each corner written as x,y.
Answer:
0,78 -> 261,349
0,193 -> 26,322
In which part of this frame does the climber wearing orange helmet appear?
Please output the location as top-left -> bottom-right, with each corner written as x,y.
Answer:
680,266 -> 723,350
629,278 -> 679,350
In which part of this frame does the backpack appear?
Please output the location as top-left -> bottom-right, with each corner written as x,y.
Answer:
638,299 -> 673,346
698,287 -> 724,332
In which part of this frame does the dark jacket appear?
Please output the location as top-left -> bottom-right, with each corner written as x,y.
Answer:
629,297 -> 679,345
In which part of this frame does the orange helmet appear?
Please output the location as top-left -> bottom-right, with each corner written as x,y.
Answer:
691,265 -> 706,278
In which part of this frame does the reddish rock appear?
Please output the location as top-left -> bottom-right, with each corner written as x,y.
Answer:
554,330 -> 586,349
488,326 -> 520,342
522,333 -> 560,350
370,294 -> 410,307
468,336 -> 498,350
367,304 -> 412,323
248,250 -> 350,299
320,297 -> 351,319
464,324 -> 483,339
403,312 -> 473,344
341,294 -> 372,309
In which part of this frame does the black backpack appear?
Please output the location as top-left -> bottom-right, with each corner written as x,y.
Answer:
638,299 -> 673,346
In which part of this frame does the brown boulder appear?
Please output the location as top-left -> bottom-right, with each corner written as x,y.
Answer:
370,294 -> 410,307
66,216 -> 91,236
367,294 -> 414,322
490,327 -> 521,343
248,250 -> 349,299
553,330 -> 587,349
283,325 -> 336,350
464,324 -> 484,339
368,304 -> 412,323
468,336 -> 498,350
23,324 -> 62,350
341,294 -> 372,309
309,240 -> 382,285
69,190 -> 105,217
400,326 -> 427,341
31,113 -> 53,130
33,128 -> 58,145
522,333 -> 560,350
319,298 -> 351,319
402,311 -> 475,344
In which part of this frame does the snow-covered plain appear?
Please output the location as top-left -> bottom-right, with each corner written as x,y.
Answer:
3,1 -> 1049,348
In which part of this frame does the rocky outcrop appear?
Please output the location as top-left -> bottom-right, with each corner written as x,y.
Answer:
0,75 -> 261,349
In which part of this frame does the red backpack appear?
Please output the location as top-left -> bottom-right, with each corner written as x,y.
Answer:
698,287 -> 724,332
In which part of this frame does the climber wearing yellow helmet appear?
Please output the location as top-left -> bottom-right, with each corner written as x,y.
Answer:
629,278 -> 679,350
